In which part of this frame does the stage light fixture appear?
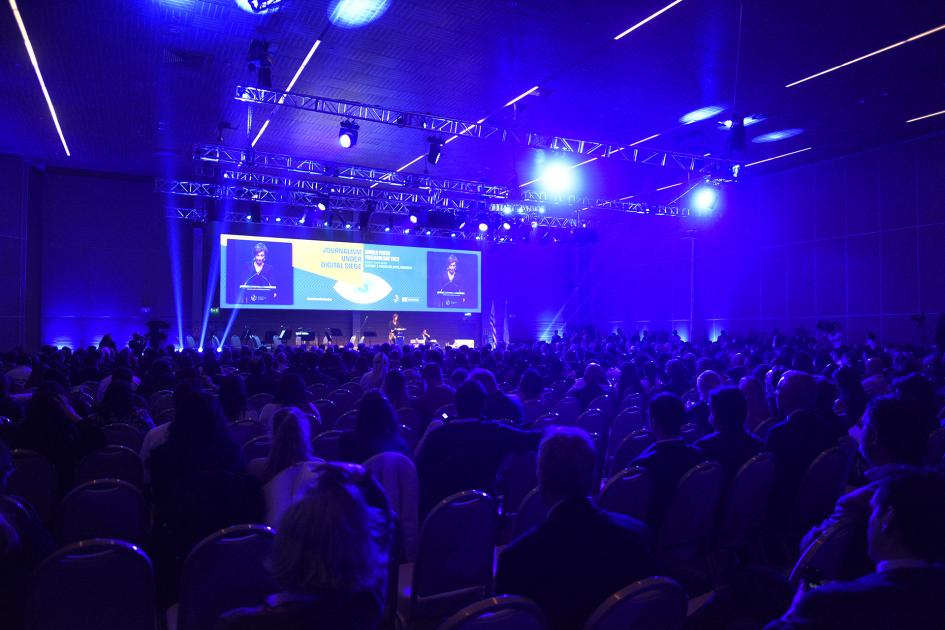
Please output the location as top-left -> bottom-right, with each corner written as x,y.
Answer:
425,229 -> 432,235
531,220 -> 539,228
316,198 -> 328,211
275,216 -> 282,223
426,137 -> 442,165
338,120 -> 359,148
542,161 -> 574,194
384,226 -> 391,232
458,221 -> 466,229
692,185 -> 719,214
409,214 -> 418,224
247,39 -> 272,89
502,222 -> 511,230
450,232 -> 457,238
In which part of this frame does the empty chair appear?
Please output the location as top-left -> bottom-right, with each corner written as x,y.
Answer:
789,521 -> 857,583
609,431 -> 654,477
398,490 -> 498,624
56,479 -> 149,546
716,452 -> 776,549
658,461 -> 725,566
364,451 -> 420,561
788,445 -> 855,538
619,393 -> 643,411
554,397 -> 581,424
533,412 -> 562,430
230,336 -> 242,349
242,435 -> 272,461
329,388 -> 358,413
76,445 -> 144,489
312,429 -> 346,461
439,595 -> 547,630
27,539 -> 157,630
582,576 -> 687,630
510,487 -> 548,541
247,393 -> 273,413
230,419 -> 267,448
598,467 -> 651,522
154,408 -> 175,426
8,449 -> 58,523
102,422 -> 145,452
587,395 -> 615,417
177,524 -> 276,630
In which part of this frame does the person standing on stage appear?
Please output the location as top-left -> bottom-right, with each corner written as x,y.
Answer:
389,313 -> 401,344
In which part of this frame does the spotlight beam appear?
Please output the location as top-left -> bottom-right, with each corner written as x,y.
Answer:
613,0 -> 686,41
786,22 -> 945,88
8,0 -> 70,156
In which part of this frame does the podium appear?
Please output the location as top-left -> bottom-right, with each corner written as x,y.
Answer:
240,283 -> 277,304
390,327 -> 407,345
436,288 -> 466,308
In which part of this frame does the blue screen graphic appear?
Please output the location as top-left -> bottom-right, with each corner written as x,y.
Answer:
220,234 -> 481,312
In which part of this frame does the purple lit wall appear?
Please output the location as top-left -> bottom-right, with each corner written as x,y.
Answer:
694,132 -> 945,343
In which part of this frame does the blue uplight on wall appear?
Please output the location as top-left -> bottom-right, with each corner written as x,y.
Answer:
328,0 -> 391,28
752,128 -> 804,143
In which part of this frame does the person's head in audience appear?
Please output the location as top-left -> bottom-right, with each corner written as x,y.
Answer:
647,392 -> 686,440
270,463 -> 389,597
537,427 -> 597,506
865,357 -> 885,377
101,379 -> 137,420
517,368 -> 544,401
450,368 -> 468,390
25,381 -> 77,432
696,370 -> 723,401
893,373 -> 938,430
167,390 -> 242,465
455,380 -> 487,420
370,352 -> 388,376
468,368 -> 500,395
274,373 -> 308,407
218,374 -> 249,423
263,407 -> 313,483
582,363 -> 606,388
709,387 -> 749,434
867,468 -> 945,566
664,359 -> 689,385
421,362 -> 443,388
775,370 -> 817,419
355,391 -> 398,442
738,375 -> 769,419
851,396 -> 929,468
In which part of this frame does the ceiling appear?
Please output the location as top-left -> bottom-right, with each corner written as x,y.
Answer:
3,0 -> 945,205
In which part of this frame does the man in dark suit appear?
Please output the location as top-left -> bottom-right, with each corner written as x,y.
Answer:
764,371 -> 845,526
695,386 -> 763,480
631,392 -> 706,531
496,427 -> 656,630
765,468 -> 945,629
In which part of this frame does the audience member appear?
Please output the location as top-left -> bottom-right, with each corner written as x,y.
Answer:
90,379 -> 154,433
359,352 -> 389,391
259,373 -> 319,429
219,374 -> 255,423
497,428 -> 655,630
687,370 -> 723,433
339,391 -> 409,464
469,368 -> 523,423
566,363 -> 611,411
695,387 -> 763,480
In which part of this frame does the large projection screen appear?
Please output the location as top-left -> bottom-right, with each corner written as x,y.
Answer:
220,234 -> 481,312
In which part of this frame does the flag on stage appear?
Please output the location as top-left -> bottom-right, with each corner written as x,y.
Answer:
503,300 -> 510,344
489,300 -> 497,346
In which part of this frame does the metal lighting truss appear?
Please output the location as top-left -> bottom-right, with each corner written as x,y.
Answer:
191,144 -> 691,217
235,86 -> 740,179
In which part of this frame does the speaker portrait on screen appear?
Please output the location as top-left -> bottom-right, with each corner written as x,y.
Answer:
427,251 -> 478,309
226,240 -> 293,305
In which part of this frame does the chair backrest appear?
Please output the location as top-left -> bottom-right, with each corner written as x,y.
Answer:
521,399 -> 547,423
396,407 -> 422,432
242,435 -> 272,461
577,408 -> 609,436
363,451 -> 420,560
789,521 -> 857,583
154,407 -> 175,426
587,395 -> 614,416
659,461 -> 725,559
343,381 -> 364,397
751,417 -> 779,440
177,524 -> 276,630
533,412 -> 562,430
148,389 -> 175,418
790,445 -> 854,533
434,403 -> 458,421
439,595 -> 547,630
609,431 -> 654,477
554,397 -> 581,424
608,410 -> 646,454
510,487 -> 548,541
598,467 -> 652,522
230,419 -> 267,447
76,445 -> 144,489
411,490 -> 498,619
497,450 -> 538,519
313,398 -> 339,429
334,409 -> 359,431
306,383 -> 329,401
56,479 -> 149,547
718,452 -> 777,546
102,422 -> 145,452
28,539 -> 157,630
329,388 -> 357,413
230,335 -> 242,349
927,427 -> 945,465
681,389 -> 699,409
247,392 -> 273,412
311,429 -> 346,461
680,423 -> 704,444
8,449 -> 59,523
582,576 -> 687,630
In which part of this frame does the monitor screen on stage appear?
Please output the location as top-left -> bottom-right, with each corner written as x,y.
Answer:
220,234 -> 481,312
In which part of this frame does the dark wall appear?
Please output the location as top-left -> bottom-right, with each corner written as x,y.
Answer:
0,155 -> 30,349
694,132 -> 945,343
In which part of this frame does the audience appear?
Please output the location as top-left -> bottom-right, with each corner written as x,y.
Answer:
218,374 -> 255,424
261,408 -> 322,526
497,427 -> 655,630
694,386 -> 763,480
339,391 -> 409,464
687,370 -> 723,433
766,468 -> 945,629
258,373 -> 319,429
